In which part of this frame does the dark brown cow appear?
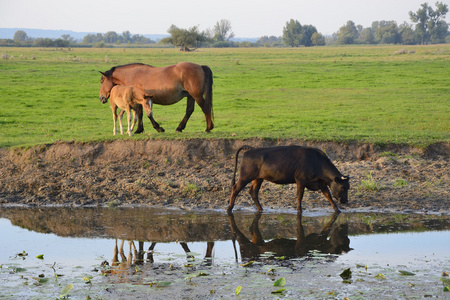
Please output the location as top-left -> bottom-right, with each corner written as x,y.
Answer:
227,145 -> 350,213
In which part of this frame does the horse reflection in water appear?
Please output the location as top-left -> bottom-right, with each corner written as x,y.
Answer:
104,239 -> 215,277
228,212 -> 351,263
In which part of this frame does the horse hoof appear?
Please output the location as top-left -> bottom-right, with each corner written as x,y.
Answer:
158,127 -> 165,133
176,128 -> 183,133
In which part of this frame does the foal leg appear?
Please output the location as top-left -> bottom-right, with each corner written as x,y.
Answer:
111,105 -> 118,135
176,96 -> 195,132
126,106 -> 133,137
143,98 -> 164,132
118,110 -> 125,135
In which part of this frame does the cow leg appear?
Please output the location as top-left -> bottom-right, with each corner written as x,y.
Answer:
249,212 -> 265,245
142,99 -> 164,132
134,104 -> 145,134
176,96 -> 195,132
227,179 -> 250,213
248,179 -> 264,212
147,242 -> 157,263
321,187 -> 340,213
295,183 -> 306,214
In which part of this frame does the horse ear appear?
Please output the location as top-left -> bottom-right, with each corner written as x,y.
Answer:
99,71 -> 106,76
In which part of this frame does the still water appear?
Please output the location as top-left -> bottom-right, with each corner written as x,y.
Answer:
1,207 -> 449,299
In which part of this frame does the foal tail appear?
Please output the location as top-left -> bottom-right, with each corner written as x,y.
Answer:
232,145 -> 254,186
201,65 -> 214,122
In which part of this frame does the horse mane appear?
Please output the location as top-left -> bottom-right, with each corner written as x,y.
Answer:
104,63 -> 154,77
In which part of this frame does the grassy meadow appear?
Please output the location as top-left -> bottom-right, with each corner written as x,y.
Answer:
0,45 -> 449,148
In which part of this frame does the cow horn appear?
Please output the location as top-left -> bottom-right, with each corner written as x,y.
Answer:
341,176 -> 348,180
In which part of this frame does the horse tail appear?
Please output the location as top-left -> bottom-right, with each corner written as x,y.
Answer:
201,65 -> 214,121
232,145 -> 254,186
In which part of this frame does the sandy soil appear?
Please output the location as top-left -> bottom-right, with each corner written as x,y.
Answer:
0,139 -> 448,214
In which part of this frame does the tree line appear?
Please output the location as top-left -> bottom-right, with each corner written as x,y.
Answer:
1,2 -> 447,49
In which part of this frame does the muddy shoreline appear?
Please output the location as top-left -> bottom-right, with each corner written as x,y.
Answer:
0,139 -> 448,214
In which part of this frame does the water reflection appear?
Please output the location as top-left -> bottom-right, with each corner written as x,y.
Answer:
1,208 -> 449,299
1,207 -> 449,269
228,212 -> 351,262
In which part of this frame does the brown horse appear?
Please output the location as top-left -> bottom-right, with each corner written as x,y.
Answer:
99,62 -> 214,133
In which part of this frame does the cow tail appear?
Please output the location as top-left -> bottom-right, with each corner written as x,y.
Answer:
232,145 -> 253,186
201,65 -> 214,121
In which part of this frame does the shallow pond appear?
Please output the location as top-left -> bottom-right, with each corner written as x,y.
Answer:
0,207 -> 449,299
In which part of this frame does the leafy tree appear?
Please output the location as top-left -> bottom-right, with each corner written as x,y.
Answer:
257,35 -> 282,47
162,25 -> 205,51
372,21 -> 400,44
13,30 -> 28,43
34,38 -> 54,47
302,25 -> 318,46
429,18 -> 448,43
399,22 -> 416,45
336,21 -> 358,44
54,38 -> 70,47
358,28 -> 375,44
213,19 -> 235,41
311,32 -> 325,46
103,31 -> 119,44
409,2 -> 448,44
131,34 -> 154,44
61,34 -> 74,44
282,19 -> 302,47
82,33 -> 103,44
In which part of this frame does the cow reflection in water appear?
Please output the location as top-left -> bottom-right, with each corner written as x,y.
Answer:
228,212 -> 351,262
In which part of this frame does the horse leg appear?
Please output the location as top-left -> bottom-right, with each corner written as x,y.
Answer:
118,110 -> 125,135
176,96 -> 195,132
134,104 -> 145,134
130,105 -> 138,132
142,98 -> 164,132
200,97 -> 214,132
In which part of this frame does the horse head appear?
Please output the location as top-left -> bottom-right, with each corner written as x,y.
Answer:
99,71 -> 115,104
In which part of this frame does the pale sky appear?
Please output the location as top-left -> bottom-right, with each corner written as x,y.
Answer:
0,0 -> 444,37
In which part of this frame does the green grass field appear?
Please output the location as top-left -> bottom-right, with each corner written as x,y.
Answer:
0,45 -> 449,148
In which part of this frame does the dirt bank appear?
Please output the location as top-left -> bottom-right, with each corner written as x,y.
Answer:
0,139 -> 448,214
